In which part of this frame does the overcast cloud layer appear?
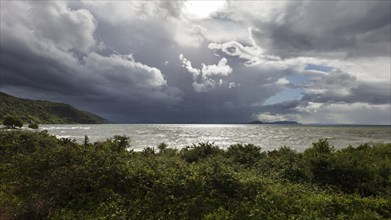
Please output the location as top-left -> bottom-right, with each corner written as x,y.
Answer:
1,1 -> 390,124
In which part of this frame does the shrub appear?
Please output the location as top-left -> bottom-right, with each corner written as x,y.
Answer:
28,123 -> 39,129
1,131 -> 390,219
143,147 -> 156,155
180,142 -> 224,163
102,135 -> 130,152
303,140 -> 391,196
157,142 -> 168,152
3,116 -> 23,129
226,143 -> 263,166
304,138 -> 334,156
256,146 -> 308,182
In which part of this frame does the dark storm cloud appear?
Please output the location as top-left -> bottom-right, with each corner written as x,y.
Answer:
294,69 -> 390,105
1,1 -> 390,124
0,1 -> 182,123
85,1 -> 289,123
245,1 -> 391,58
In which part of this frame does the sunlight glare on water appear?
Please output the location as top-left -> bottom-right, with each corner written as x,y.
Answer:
39,124 -> 391,152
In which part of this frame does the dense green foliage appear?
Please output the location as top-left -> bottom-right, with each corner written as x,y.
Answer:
2,116 -> 23,129
1,130 -> 390,219
28,123 -> 39,129
0,92 -> 108,124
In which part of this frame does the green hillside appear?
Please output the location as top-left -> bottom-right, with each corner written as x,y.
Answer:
0,92 -> 109,124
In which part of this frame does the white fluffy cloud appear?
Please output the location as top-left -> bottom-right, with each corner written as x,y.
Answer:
201,57 -> 232,77
179,54 -> 233,92
208,41 -> 264,66
179,54 -> 200,79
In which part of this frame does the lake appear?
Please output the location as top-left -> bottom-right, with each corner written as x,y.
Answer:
38,124 -> 391,151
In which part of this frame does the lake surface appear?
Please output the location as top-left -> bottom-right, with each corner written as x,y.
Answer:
38,124 -> 391,151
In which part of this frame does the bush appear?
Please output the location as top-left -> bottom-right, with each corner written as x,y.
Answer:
180,142 -> 224,163
3,116 -> 23,129
1,131 -> 390,219
303,140 -> 391,196
28,123 -> 39,129
226,143 -> 264,166
256,146 -> 308,182
102,135 -> 130,152
304,138 -> 334,156
157,142 -> 168,152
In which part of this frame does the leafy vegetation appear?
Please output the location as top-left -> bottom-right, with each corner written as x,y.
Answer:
2,116 -> 23,129
0,92 -> 108,124
28,123 -> 39,129
0,130 -> 390,219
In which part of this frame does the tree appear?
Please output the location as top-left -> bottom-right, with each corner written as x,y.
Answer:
3,116 -> 23,129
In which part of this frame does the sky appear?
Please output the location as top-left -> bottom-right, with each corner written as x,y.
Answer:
0,0 -> 390,124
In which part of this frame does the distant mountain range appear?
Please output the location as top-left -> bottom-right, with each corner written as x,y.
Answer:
0,92 -> 109,124
249,120 -> 300,125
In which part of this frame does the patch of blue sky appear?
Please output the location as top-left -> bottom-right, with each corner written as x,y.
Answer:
286,75 -> 309,84
263,88 -> 303,105
305,64 -> 333,73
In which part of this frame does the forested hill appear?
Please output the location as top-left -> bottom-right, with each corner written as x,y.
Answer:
0,92 -> 109,124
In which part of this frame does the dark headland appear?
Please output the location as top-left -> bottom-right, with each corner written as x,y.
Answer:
0,92 -> 109,124
249,120 -> 300,125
